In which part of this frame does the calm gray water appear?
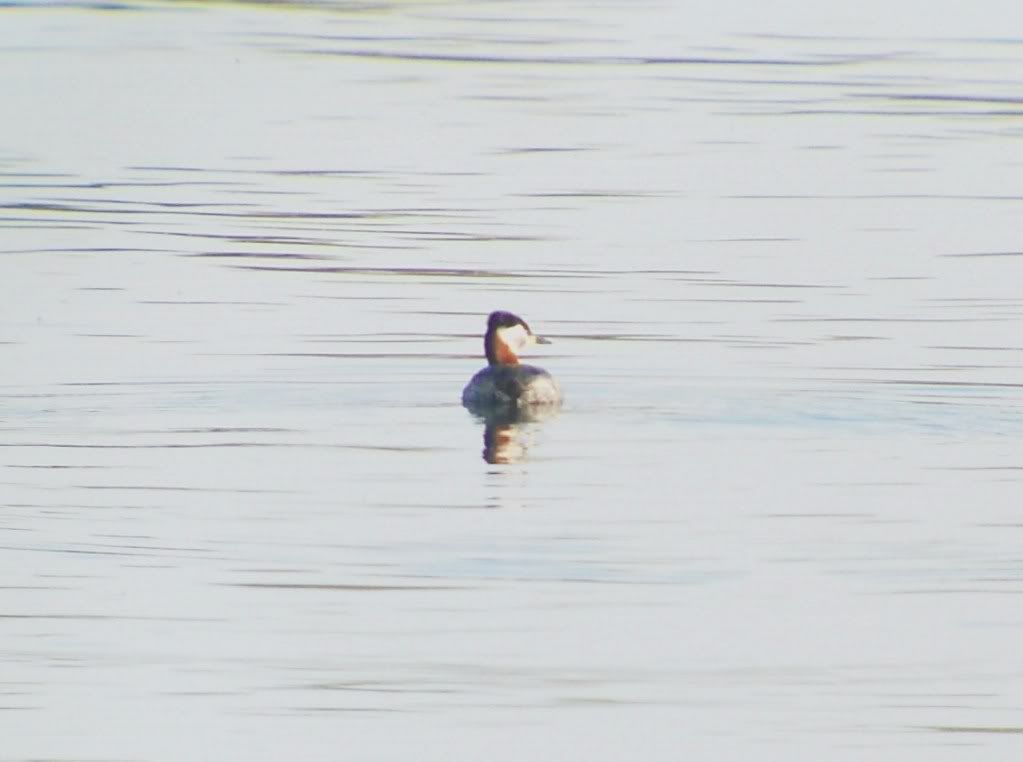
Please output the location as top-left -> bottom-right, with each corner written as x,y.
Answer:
3,1 -> 1023,759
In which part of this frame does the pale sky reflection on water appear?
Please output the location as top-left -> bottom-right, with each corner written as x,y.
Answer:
3,1 -> 1023,760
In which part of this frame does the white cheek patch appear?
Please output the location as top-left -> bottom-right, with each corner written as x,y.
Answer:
496,323 -> 530,353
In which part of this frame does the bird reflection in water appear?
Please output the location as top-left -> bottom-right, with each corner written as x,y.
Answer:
472,404 -> 560,464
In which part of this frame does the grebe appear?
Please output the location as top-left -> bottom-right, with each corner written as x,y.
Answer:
462,311 -> 562,410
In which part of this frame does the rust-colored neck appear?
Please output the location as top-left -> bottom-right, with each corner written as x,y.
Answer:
485,328 -> 519,366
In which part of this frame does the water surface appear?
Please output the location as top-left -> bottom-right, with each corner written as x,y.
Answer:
3,1 -> 1023,759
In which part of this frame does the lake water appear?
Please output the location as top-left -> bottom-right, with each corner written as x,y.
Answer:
3,1 -> 1023,759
